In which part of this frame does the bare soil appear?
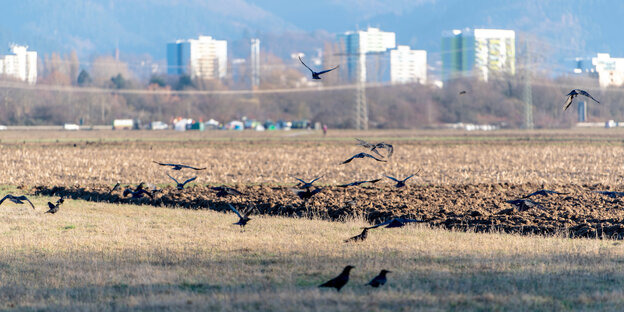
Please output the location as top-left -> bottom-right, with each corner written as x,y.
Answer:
32,182 -> 624,239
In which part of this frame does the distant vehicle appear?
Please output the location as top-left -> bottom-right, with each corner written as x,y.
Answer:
292,120 -> 310,129
64,123 -> 80,131
204,119 -> 221,130
226,121 -> 244,130
276,120 -> 292,130
113,119 -> 140,130
150,121 -> 169,130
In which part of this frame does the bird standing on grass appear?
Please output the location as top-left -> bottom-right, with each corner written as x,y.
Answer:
45,197 -> 64,214
167,173 -> 197,190
319,265 -> 355,291
345,228 -> 368,243
366,270 -> 391,288
299,56 -> 339,80
0,194 -> 35,209
563,89 -> 600,111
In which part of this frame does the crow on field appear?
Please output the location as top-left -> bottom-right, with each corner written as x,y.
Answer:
45,197 -> 64,214
291,187 -> 324,200
108,182 -> 121,194
563,89 -> 600,111
356,138 -> 394,158
593,191 -> 624,198
153,161 -> 206,171
366,218 -> 424,229
341,152 -> 387,164
522,190 -> 567,198
295,176 -> 322,189
345,228 -> 368,243
227,204 -> 253,228
299,56 -> 339,80
211,186 -> 244,197
0,194 -> 35,209
319,265 -> 354,291
366,270 -> 391,288
167,173 -> 197,190
338,178 -> 381,188
385,173 -> 418,188
505,198 -> 543,211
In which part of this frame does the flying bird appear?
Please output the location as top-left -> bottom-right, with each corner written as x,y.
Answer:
338,178 -> 382,188
153,161 -> 206,171
211,186 -> 244,197
459,90 -> 467,95
122,188 -> 153,199
295,176 -> 322,189
299,56 -> 339,80
366,270 -> 391,288
345,228 -> 368,243
506,199 -> 544,211
227,204 -> 253,228
45,197 -> 64,214
319,265 -> 355,292
522,190 -> 567,198
563,89 -> 600,111
341,152 -> 387,164
366,218 -> 424,229
0,194 -> 35,209
167,173 -> 197,190
356,138 -> 394,158
385,173 -> 417,188
291,187 -> 324,200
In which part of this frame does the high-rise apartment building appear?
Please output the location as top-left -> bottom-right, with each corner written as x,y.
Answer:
167,36 -> 227,79
442,28 -> 515,81
338,27 -> 396,82
592,53 -> 624,88
389,45 -> 427,84
0,44 -> 37,84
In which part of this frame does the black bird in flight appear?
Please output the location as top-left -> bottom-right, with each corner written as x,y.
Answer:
153,161 -> 206,171
295,176 -> 322,189
227,204 -> 253,228
563,89 -> 600,111
123,188 -> 153,199
459,90 -> 467,95
345,228 -> 368,243
211,186 -> 244,197
385,173 -> 417,188
319,265 -> 355,292
45,197 -> 64,214
505,199 -> 543,211
341,152 -> 387,164
522,190 -> 567,198
299,56 -> 339,80
366,270 -> 391,288
366,218 -> 424,229
167,173 -> 197,190
338,178 -> 382,188
356,138 -> 394,158
0,194 -> 35,209
291,187 -> 324,200
593,191 -> 624,198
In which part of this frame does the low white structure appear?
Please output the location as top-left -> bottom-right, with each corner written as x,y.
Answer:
0,44 -> 37,84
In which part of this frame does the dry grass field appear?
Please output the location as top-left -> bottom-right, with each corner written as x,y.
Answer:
2,128 -> 624,310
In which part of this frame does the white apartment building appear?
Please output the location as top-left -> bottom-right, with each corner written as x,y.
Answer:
167,36 -> 227,79
0,44 -> 37,84
338,27 -> 396,82
592,53 -> 624,88
390,45 -> 427,84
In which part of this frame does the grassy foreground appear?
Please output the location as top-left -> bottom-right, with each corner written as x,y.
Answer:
2,195 -> 624,311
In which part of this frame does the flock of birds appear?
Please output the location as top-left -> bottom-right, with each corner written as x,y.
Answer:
0,84 -> 606,292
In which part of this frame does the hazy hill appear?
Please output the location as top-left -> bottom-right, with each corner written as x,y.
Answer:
0,0 -> 621,67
